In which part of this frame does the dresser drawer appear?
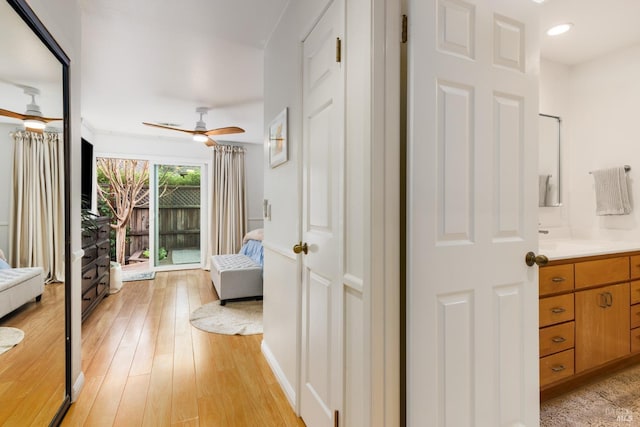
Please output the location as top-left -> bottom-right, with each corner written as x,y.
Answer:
96,255 -> 111,278
540,321 -> 575,357
540,294 -> 574,327
631,304 -> 640,329
540,349 -> 574,387
540,264 -> 574,296
631,281 -> 640,305
81,264 -> 97,293
632,328 -> 640,353
81,245 -> 97,267
631,256 -> 640,279
575,257 -> 629,289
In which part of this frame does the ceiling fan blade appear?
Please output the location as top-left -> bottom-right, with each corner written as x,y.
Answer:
204,138 -> 218,147
205,126 -> 245,136
142,122 -> 196,135
27,114 -> 62,123
0,108 -> 27,120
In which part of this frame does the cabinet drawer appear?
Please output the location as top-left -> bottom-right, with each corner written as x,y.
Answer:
575,257 -> 629,289
81,245 -> 97,267
540,349 -> 574,387
96,255 -> 110,278
540,294 -> 574,327
81,287 -> 96,312
96,240 -> 110,258
539,264 -> 574,296
631,304 -> 640,329
631,281 -> 640,305
97,221 -> 111,240
540,322 -> 574,357
632,328 -> 640,353
631,256 -> 640,279
81,265 -> 97,293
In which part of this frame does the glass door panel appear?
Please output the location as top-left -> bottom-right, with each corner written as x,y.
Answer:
153,164 -> 202,268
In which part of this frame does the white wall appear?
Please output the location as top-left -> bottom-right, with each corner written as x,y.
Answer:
543,45 -> 640,240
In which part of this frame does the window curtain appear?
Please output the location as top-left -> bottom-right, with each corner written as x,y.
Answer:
9,130 -> 65,283
208,145 -> 247,263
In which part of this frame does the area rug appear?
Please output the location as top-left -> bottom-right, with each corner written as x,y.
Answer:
0,327 -> 24,355
122,271 -> 156,282
189,300 -> 262,335
171,249 -> 201,265
541,363 -> 640,426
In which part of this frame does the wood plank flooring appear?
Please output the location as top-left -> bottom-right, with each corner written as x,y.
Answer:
62,269 -> 305,427
0,281 -> 66,426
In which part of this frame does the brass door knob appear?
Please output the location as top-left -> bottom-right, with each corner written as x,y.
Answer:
525,251 -> 549,267
293,242 -> 308,255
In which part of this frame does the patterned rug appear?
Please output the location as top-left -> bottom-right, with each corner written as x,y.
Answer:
122,271 -> 156,282
190,300 -> 262,335
0,327 -> 24,355
541,364 -> 640,426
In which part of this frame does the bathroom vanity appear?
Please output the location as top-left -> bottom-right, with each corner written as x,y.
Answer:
539,243 -> 640,400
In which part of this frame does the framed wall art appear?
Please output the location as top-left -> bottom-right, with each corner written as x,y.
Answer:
269,107 -> 288,168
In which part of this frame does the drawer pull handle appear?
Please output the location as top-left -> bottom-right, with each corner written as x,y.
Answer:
551,307 -> 566,314
82,275 -> 92,280
83,296 -> 91,301
552,336 -> 566,343
551,277 -> 566,283
551,365 -> 566,372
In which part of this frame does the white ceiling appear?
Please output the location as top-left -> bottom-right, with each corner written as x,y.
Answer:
79,0 -> 288,144
3,0 -> 640,141
540,0 -> 640,65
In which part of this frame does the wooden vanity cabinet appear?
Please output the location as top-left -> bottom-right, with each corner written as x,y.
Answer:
539,252 -> 640,392
574,283 -> 630,372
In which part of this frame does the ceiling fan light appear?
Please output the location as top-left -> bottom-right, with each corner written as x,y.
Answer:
193,134 -> 208,143
23,118 -> 46,130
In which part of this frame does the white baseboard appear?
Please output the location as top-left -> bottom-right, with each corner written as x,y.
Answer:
72,371 -> 85,402
261,340 -> 296,411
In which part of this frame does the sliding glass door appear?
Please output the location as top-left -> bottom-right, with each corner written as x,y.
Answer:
152,164 -> 203,268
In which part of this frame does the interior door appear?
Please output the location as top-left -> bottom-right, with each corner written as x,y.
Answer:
407,0 -> 540,425
299,1 -> 344,426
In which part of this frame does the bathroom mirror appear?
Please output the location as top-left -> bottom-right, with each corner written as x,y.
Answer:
0,0 -> 71,425
539,113 -> 561,207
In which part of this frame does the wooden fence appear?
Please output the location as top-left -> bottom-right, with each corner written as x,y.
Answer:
126,186 -> 201,258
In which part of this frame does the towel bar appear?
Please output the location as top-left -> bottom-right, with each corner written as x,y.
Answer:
589,165 -> 631,174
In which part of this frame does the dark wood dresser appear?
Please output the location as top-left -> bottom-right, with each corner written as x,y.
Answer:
81,215 -> 111,321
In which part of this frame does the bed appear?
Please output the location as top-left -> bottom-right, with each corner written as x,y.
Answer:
210,229 -> 263,305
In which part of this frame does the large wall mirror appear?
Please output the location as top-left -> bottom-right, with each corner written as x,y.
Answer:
0,0 -> 71,425
539,113 -> 562,207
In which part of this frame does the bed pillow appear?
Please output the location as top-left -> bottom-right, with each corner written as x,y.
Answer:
0,258 -> 10,270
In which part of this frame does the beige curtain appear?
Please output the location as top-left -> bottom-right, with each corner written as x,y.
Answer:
9,130 -> 65,283
209,145 -> 247,259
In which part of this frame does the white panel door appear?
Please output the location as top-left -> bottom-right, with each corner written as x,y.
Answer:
407,0 -> 540,425
300,1 -> 344,427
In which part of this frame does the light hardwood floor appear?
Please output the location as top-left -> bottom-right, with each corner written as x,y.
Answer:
0,281 -> 66,426
62,269 -> 305,427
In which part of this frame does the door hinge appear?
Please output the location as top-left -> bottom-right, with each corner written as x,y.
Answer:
402,14 -> 408,43
336,37 -> 342,63
334,410 -> 339,427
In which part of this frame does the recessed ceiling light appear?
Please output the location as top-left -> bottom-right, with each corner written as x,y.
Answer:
547,23 -> 573,36
531,0 -> 547,3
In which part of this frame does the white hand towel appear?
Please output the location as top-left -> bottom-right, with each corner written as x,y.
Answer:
539,174 -> 550,207
592,167 -> 631,215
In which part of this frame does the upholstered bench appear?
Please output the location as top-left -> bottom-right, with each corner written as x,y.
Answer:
0,267 -> 44,319
210,230 -> 264,305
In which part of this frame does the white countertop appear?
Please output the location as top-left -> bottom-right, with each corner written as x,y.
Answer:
539,239 -> 640,261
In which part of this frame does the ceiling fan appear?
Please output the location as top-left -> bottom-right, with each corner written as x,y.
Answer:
0,86 -> 62,131
143,107 -> 245,146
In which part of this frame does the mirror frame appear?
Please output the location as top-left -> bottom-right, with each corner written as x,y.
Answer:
6,0 -> 72,424
539,113 -> 562,207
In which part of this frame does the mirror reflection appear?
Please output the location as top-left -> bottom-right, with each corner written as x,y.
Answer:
539,113 -> 561,207
0,0 -> 67,424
